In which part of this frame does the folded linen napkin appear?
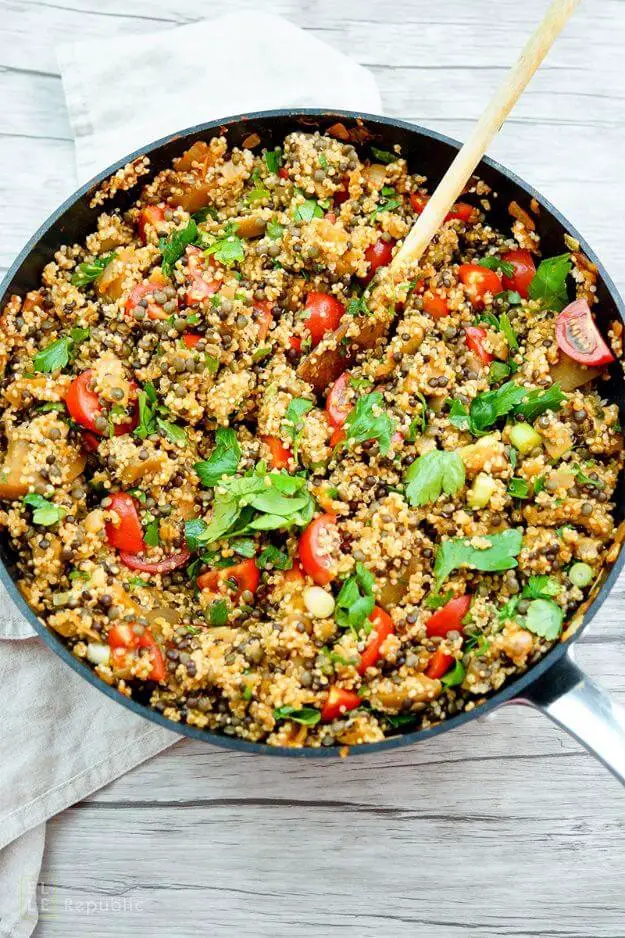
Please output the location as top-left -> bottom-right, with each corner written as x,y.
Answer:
0,12 -> 381,936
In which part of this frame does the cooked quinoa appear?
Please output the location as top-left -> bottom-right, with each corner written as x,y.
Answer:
1,128 -> 623,748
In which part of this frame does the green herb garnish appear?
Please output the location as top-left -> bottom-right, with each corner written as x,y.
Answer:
273,706 -> 321,726
335,563 -> 375,633
371,146 -> 396,164
343,392 -> 396,455
528,253 -> 572,311
194,428 -> 241,487
159,219 -> 198,276
434,529 -> 523,588
71,253 -> 116,287
23,493 -> 66,527
404,450 -> 465,507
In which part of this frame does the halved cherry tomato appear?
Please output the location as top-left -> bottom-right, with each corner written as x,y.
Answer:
330,427 -> 346,447
325,372 -> 352,427
254,300 -> 274,342
358,606 -> 394,674
422,291 -> 450,319
183,333 -> 202,349
459,263 -> 502,309
303,292 -> 344,347
197,558 -> 260,601
298,514 -> 339,585
289,335 -> 302,352
119,549 -> 191,574
185,246 -> 219,306
278,167 -> 289,180
137,205 -> 166,244
125,281 -> 169,320
556,298 -> 615,366
334,176 -> 350,205
363,238 -> 395,282
465,325 -> 493,365
105,493 -> 145,555
320,686 -> 361,722
65,370 -> 138,436
426,649 -> 455,680
426,595 -> 471,638
501,249 -> 536,299
261,435 -> 292,469
410,193 -> 477,224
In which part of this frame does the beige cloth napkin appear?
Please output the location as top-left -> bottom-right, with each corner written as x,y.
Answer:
0,12 -> 381,936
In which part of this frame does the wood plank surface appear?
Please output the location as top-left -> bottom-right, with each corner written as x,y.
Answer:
1,0 -> 625,935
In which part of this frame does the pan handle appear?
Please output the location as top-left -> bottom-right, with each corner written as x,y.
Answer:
515,649 -> 625,786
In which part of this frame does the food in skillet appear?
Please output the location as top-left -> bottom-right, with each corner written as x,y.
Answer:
0,130 -> 622,748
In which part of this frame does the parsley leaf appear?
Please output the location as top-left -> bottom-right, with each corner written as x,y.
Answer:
159,219 -> 198,277
434,529 -> 523,588
343,392 -> 396,456
489,361 -> 512,385
156,418 -> 187,446
204,225 -> 245,267
266,219 -> 285,240
525,598 -> 563,640
192,207 -> 218,223
282,398 -> 313,450
346,296 -> 370,317
292,199 -> 324,223
441,659 -> 465,687
184,518 -> 210,551
523,575 -> 561,600
273,706 -> 321,726
143,515 -> 160,547
257,546 -> 292,570
371,146 -> 396,164
23,493 -> 66,527
264,147 -> 283,174
71,252 -> 116,287
194,429 -> 241,487
479,256 -> 514,277
404,450 -> 465,507
335,563 -> 376,633
370,197 -> 401,223
208,599 -> 229,626
499,313 -> 518,350
33,325 -> 90,374
508,478 -> 530,499
424,590 -> 453,610
528,253 -> 572,311
514,384 -> 566,423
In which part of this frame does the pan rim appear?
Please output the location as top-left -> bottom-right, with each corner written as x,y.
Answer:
2,106 -> 624,758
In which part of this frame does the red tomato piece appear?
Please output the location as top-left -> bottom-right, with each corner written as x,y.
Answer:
261,435 -> 293,469
253,300 -> 274,342
333,176 -> 350,205
81,431 -> 101,453
320,686 -> 361,722
556,298 -> 615,367
65,370 -> 138,436
358,606 -> 394,674
278,167 -> 289,180
426,595 -> 471,638
363,238 -> 395,282
125,281 -> 169,320
137,204 -> 166,244
330,427 -> 346,448
197,559 -> 260,601
137,631 -> 166,682
183,332 -> 202,349
325,372 -> 352,427
289,335 -> 302,352
465,325 -> 494,365
422,291 -> 450,319
184,246 -> 219,306
105,493 -> 145,555
458,263 -> 502,309
426,649 -> 455,680
108,622 -> 139,650
410,193 -> 477,224
501,249 -> 536,299
64,370 -> 101,433
298,514 -> 339,586
303,292 -> 344,347
119,549 -> 191,574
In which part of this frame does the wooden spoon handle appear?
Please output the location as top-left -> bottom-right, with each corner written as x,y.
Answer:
390,0 -> 582,272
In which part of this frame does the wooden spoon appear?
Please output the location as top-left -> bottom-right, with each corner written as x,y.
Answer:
391,0 -> 582,272
299,0 -> 581,393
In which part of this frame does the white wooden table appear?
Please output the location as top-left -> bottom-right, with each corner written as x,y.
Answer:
3,1 -> 625,935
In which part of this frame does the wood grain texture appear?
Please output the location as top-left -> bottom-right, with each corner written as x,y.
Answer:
1,0 -> 624,935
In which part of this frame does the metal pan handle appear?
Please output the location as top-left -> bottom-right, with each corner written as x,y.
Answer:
515,649 -> 625,786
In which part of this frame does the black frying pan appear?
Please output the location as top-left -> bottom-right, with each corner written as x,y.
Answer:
2,109 -> 625,778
